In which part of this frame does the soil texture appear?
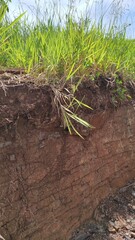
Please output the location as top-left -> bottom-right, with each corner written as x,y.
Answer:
70,180 -> 135,240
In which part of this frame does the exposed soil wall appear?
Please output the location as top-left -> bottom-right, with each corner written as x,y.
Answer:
0,81 -> 135,240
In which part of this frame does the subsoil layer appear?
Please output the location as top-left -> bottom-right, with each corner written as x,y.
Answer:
70,179 -> 135,240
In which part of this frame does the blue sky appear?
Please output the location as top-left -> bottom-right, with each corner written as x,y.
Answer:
8,0 -> 135,38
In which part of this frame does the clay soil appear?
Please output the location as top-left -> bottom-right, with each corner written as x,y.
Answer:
0,70 -> 135,240
70,180 -> 135,240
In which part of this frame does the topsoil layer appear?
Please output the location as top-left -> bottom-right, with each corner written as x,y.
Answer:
0,70 -> 135,111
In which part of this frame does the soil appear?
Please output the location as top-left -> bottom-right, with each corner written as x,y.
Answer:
70,179 -> 135,240
0,69 -> 135,109
0,70 -> 135,239
0,70 -> 135,114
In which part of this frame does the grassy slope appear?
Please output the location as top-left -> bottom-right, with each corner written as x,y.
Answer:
0,0 -> 135,85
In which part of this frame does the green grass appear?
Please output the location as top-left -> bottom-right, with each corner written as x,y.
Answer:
0,0 -> 135,84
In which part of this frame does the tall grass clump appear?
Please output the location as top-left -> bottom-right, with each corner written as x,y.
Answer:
0,0 -> 135,83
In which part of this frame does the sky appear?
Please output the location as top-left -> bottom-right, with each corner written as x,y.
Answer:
8,0 -> 135,38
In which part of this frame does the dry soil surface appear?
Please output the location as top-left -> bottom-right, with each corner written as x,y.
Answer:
70,179 -> 135,240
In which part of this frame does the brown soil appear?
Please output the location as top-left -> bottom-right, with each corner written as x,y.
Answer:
70,179 -> 135,240
0,70 -> 135,240
1,70 -> 135,139
0,70 -> 135,115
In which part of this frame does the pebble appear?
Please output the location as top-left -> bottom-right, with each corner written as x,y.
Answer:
131,191 -> 135,197
127,219 -> 131,223
108,225 -> 116,233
